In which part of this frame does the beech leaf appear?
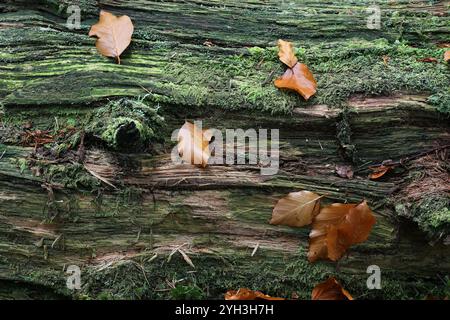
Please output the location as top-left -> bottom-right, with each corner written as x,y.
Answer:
445,50 -> 450,62
274,63 -> 317,100
308,201 -> 376,262
177,121 -> 212,168
277,39 -> 298,68
270,191 -> 321,227
312,277 -> 353,300
225,288 -> 285,300
89,10 -> 134,64
369,165 -> 394,180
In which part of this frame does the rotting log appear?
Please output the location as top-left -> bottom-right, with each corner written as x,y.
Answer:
0,0 -> 449,300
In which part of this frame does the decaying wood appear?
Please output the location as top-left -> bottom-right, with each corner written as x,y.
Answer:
0,0 -> 449,300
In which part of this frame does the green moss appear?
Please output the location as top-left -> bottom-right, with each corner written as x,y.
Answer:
171,285 -> 205,300
395,195 -> 450,239
86,97 -> 165,151
43,162 -> 101,190
74,247 -> 447,300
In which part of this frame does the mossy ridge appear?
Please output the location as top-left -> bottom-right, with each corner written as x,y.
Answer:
2,36 -> 449,114
1,2 -> 449,113
86,97 -> 165,151
396,195 -> 450,240
12,248 -> 448,300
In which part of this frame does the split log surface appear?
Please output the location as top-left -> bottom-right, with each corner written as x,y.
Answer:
0,0 -> 449,299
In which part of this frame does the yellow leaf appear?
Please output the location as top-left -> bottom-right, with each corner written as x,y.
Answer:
270,191 -> 321,227
89,10 -> 134,64
277,39 -> 298,68
177,121 -> 212,168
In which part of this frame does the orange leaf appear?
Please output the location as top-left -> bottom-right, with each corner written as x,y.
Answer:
312,277 -> 353,300
445,50 -> 450,62
89,10 -> 134,64
274,63 -> 317,100
308,201 -> 376,262
369,165 -> 393,180
277,39 -> 298,68
270,191 -> 321,227
225,288 -> 285,300
177,121 -> 212,168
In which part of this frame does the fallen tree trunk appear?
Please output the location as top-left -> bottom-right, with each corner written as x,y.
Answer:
0,0 -> 449,300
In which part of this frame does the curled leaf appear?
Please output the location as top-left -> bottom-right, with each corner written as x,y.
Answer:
308,201 -> 376,262
225,288 -> 285,300
274,63 -> 317,100
270,191 -> 321,227
177,121 -> 212,168
312,277 -> 353,300
277,39 -> 298,68
369,165 -> 394,180
89,10 -> 134,64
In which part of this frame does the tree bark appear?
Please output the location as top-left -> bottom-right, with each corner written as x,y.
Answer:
0,0 -> 449,300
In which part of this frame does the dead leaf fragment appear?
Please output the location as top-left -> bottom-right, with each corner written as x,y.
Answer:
274,63 -> 317,100
270,191 -> 321,227
312,277 -> 353,300
89,10 -> 134,64
417,57 -> 438,63
177,121 -> 212,168
335,165 -> 354,179
445,50 -> 450,62
225,288 -> 285,300
308,201 -> 376,262
277,39 -> 298,68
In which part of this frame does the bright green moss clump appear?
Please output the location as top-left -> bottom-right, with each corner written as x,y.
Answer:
86,97 -> 165,151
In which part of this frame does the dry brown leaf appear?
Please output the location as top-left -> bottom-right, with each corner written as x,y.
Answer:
225,288 -> 285,300
417,57 -> 438,63
89,10 -> 134,64
369,165 -> 394,180
312,277 -> 353,300
445,50 -> 450,62
177,121 -> 212,168
308,201 -> 376,262
277,39 -> 298,68
270,191 -> 321,227
274,63 -> 317,100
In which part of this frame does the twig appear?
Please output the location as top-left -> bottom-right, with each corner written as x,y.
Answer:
0,149 -> 6,161
83,164 -> 118,189
251,242 -> 260,257
360,144 -> 450,170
